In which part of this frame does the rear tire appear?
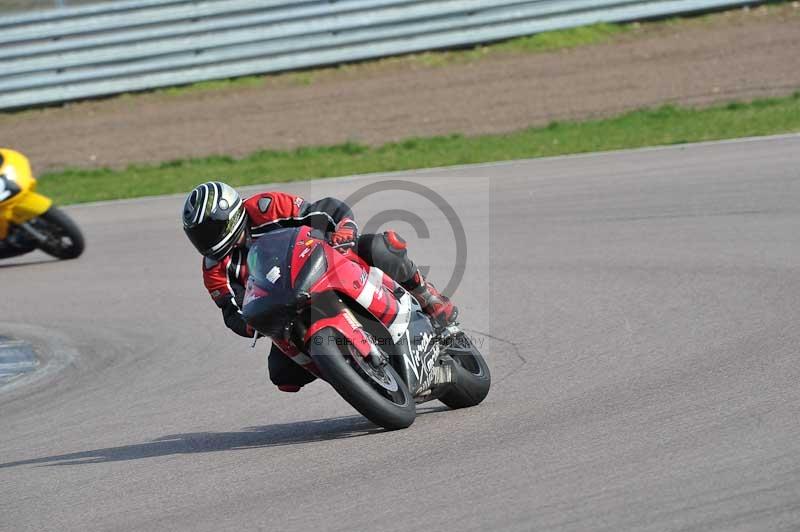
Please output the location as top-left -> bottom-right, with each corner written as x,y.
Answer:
310,328 -> 416,430
34,206 -> 85,260
439,333 -> 491,409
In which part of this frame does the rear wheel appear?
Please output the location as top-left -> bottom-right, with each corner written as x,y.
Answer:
439,332 -> 491,409
310,328 -> 416,430
31,206 -> 84,260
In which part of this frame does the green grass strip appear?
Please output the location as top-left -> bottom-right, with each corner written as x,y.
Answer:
40,92 -> 800,205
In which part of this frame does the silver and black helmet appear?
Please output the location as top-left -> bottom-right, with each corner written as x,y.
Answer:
182,181 -> 246,260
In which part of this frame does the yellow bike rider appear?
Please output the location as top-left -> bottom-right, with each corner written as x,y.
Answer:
0,148 -> 84,260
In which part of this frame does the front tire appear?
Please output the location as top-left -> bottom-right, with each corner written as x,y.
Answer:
34,206 -> 85,260
310,328 -> 416,430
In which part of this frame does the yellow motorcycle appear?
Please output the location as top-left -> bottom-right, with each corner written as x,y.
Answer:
0,148 -> 84,260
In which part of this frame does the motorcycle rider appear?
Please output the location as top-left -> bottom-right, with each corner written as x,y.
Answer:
182,181 -> 457,393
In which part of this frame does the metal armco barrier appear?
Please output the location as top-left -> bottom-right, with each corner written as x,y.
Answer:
0,0 -> 763,110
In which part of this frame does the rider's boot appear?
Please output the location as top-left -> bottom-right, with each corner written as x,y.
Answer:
401,270 -> 458,327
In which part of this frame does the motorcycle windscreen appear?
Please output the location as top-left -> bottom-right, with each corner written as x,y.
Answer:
242,227 -> 301,336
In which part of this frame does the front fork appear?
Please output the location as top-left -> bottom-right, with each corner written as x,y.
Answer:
16,221 -> 49,243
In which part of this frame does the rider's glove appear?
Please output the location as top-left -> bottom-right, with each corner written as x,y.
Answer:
330,218 -> 358,247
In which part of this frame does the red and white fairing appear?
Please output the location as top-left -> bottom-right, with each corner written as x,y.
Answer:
287,227 -> 417,344
245,227 -> 421,380
353,267 -> 416,342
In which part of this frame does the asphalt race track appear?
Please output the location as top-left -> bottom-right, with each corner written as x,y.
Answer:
2,135 -> 799,531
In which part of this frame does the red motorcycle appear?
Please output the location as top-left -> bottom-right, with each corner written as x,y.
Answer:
242,226 -> 491,429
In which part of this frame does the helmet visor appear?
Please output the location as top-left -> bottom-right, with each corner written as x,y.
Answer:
185,201 -> 245,258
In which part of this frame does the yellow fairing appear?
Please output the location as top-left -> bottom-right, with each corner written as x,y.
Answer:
0,148 -> 53,238
9,190 -> 53,221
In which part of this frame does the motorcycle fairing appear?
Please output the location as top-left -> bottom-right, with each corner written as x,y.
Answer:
0,149 -> 34,208
396,310 -> 442,395
0,149 -> 53,239
0,168 -> 21,204
271,337 -> 322,378
243,227 -> 302,336
242,228 -> 373,359
304,309 -> 373,359
283,226 -> 416,345
352,266 -> 416,343
243,225 -> 443,395
294,244 -> 327,293
6,191 -> 52,223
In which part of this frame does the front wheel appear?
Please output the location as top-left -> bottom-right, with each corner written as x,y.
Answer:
310,328 -> 416,430
32,206 -> 85,260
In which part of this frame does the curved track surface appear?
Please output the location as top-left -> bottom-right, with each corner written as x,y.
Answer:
2,136 -> 799,531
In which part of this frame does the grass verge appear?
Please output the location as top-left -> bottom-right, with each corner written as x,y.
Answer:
40,92 -> 800,205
